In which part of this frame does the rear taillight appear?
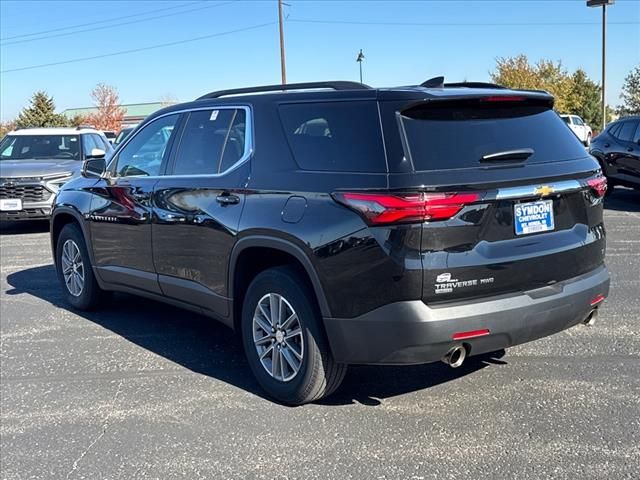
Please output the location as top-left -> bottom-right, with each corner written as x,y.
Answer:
332,191 -> 483,225
587,176 -> 607,198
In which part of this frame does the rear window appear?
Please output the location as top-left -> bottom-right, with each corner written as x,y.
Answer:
396,105 -> 587,171
279,101 -> 386,172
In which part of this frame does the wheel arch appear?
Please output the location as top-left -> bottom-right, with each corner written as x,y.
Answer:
228,236 -> 331,332
51,207 -> 93,266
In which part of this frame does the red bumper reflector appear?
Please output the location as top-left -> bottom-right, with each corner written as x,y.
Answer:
452,329 -> 490,341
590,294 -> 606,306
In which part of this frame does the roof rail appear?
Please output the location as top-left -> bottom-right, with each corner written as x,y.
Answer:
197,81 -> 372,100
444,82 -> 506,89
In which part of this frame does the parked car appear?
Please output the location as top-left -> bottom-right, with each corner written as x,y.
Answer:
113,126 -> 137,146
102,131 -> 117,144
0,127 -> 113,221
560,114 -> 593,146
50,80 -> 610,405
589,115 -> 640,192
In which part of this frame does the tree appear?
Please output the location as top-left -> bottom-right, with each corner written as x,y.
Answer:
0,120 -> 16,138
14,91 -> 70,129
68,114 -> 89,127
566,69 -> 603,129
86,83 -> 125,131
490,55 -> 611,127
617,65 -> 640,116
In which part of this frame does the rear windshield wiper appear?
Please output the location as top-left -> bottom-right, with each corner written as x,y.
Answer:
481,148 -> 534,162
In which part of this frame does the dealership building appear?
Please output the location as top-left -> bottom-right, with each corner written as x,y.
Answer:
61,102 -> 172,128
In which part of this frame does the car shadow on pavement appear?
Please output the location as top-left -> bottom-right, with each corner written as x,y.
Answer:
6,264 -> 506,406
604,188 -> 640,212
0,220 -> 50,235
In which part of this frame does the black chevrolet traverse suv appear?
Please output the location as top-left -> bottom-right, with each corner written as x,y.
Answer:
51,80 -> 610,405
589,115 -> 640,192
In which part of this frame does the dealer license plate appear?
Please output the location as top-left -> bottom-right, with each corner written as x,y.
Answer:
514,199 -> 554,236
0,199 -> 23,211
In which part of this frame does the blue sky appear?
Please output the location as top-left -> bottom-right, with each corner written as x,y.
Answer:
1,0 -> 639,121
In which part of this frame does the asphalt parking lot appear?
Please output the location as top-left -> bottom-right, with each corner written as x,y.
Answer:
1,189 -> 639,480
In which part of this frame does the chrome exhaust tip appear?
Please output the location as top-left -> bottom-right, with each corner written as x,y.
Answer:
442,345 -> 467,368
583,309 -> 598,327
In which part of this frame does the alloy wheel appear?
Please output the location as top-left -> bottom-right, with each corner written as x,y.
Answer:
61,239 -> 85,297
252,293 -> 304,382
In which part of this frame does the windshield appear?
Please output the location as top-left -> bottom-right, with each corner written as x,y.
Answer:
0,134 -> 81,160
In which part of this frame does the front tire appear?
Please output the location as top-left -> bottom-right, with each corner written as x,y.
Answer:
241,266 -> 346,405
585,133 -> 591,147
55,223 -> 105,310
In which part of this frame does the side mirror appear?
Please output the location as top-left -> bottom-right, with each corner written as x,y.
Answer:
86,148 -> 106,159
82,157 -> 106,178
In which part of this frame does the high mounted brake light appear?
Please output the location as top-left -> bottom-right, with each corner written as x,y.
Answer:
480,95 -> 527,102
332,191 -> 484,225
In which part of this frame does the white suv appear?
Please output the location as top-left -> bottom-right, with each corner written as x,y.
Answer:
560,114 -> 592,146
0,127 -> 112,220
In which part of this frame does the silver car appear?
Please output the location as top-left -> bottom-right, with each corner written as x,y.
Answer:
0,127 -> 112,221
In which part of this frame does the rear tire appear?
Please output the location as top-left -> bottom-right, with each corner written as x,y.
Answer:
55,223 -> 105,310
241,266 -> 347,405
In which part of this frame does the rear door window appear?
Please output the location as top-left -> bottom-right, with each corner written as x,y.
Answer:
279,101 -> 386,172
395,104 -> 587,171
171,108 -> 247,175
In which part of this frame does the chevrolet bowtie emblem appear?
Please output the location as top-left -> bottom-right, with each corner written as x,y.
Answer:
534,185 -> 555,197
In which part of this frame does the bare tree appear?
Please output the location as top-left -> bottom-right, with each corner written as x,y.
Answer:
86,83 -> 125,131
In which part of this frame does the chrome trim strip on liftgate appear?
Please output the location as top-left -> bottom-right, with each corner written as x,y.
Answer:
496,180 -> 583,200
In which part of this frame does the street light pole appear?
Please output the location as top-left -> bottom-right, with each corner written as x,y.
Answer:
587,0 -> 615,131
356,49 -> 365,84
278,0 -> 287,84
601,4 -> 607,130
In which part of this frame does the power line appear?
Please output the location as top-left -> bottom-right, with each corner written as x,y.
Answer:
0,22 -> 276,74
1,1 -> 236,46
288,18 -> 640,27
0,1 -> 202,41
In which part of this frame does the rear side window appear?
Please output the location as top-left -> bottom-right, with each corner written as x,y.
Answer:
608,123 -> 622,137
617,121 -> 638,142
279,101 -> 386,172
397,105 -> 587,171
172,108 -> 246,175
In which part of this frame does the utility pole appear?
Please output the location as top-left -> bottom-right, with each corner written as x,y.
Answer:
278,0 -> 287,84
587,0 -> 615,131
356,49 -> 365,84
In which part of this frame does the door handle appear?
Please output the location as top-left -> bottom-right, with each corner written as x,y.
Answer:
216,194 -> 240,205
627,147 -> 634,152
604,143 -> 610,148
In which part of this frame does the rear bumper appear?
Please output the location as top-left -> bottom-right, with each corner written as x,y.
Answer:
324,266 -> 610,365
